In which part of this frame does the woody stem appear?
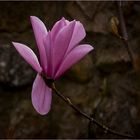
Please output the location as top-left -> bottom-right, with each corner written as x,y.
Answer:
51,82 -> 134,139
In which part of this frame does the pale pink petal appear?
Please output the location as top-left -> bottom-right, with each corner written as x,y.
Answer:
66,21 -> 86,54
12,42 -> 42,73
52,20 -> 76,76
51,17 -> 67,41
65,19 -> 70,25
30,16 -> 47,69
43,32 -> 52,77
32,74 -> 52,115
54,44 -> 93,79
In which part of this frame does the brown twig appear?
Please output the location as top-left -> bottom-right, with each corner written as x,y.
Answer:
41,73 -> 134,138
50,82 -> 134,139
117,0 -> 134,66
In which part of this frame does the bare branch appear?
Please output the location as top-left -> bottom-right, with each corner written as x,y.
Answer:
50,82 -> 134,139
117,0 -> 134,66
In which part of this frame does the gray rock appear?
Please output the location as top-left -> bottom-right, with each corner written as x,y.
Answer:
95,34 -> 131,73
7,99 -> 52,138
0,44 -> 35,87
0,2 -> 46,32
66,2 -> 115,33
89,72 -> 140,138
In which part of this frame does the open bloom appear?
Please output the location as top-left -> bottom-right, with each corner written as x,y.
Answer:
12,16 -> 93,115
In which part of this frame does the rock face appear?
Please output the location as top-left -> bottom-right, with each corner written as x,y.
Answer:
95,34 -> 131,73
0,1 -> 140,139
0,44 -> 35,87
89,72 -> 140,138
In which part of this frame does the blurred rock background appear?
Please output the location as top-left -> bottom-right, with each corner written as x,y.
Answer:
0,1 -> 140,138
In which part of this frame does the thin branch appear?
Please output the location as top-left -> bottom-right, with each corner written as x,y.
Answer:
117,0 -> 134,66
50,82 -> 134,139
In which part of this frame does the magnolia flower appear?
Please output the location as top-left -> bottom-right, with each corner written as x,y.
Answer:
12,16 -> 93,115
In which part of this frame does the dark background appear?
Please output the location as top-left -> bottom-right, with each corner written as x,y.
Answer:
0,1 -> 140,138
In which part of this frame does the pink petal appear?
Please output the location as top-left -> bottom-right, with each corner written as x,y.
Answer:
43,32 -> 53,77
54,44 -> 94,79
52,20 -> 76,76
30,16 -> 48,69
66,21 -> 86,54
32,74 -> 52,115
12,42 -> 42,73
51,17 -> 67,41
65,19 -> 70,25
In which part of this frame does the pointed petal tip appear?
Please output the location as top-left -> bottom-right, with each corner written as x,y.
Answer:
30,16 -> 42,25
12,42 -> 26,48
12,42 -> 42,73
30,16 -> 37,21
30,16 -> 34,22
61,17 -> 67,24
12,41 -> 17,45
88,44 -> 94,50
30,16 -> 39,25
30,16 -> 33,19
61,17 -> 65,20
72,20 -> 76,24
83,44 -> 94,53
12,42 -> 21,49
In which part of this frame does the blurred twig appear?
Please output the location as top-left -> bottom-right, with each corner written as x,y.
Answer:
117,0 -> 134,66
50,82 -> 134,139
41,73 -> 134,138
